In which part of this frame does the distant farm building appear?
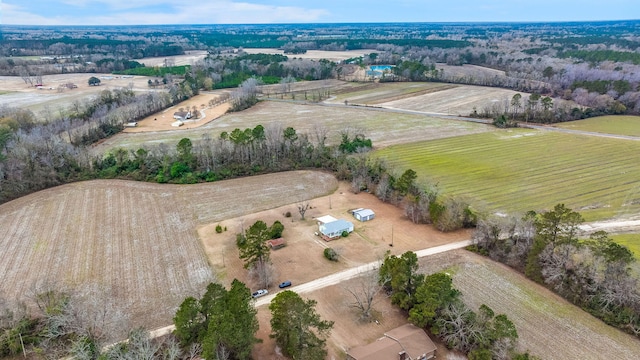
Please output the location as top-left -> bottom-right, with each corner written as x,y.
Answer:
318,218 -> 354,240
351,208 -> 375,222
267,238 -> 286,250
346,323 -> 436,360
366,65 -> 394,79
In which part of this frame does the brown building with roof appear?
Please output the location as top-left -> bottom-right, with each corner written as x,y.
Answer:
346,323 -> 437,360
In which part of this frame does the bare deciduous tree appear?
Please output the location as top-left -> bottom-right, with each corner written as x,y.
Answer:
343,270 -> 382,321
248,260 -> 277,290
297,201 -> 310,220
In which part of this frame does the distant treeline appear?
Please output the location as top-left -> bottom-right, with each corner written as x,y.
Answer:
559,50 -> 640,65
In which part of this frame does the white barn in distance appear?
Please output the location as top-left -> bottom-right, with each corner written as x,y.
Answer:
352,208 -> 375,222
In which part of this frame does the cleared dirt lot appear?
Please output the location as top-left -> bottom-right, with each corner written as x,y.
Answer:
122,91 -> 231,133
0,171 -> 337,336
201,181 -> 471,290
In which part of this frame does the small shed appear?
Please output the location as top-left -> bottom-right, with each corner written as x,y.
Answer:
267,238 -> 286,250
319,219 -> 354,240
352,208 -> 375,222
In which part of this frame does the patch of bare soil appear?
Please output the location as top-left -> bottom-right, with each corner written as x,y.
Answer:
200,181 -> 471,290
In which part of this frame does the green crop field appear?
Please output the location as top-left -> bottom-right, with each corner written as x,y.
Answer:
610,233 -> 640,257
554,115 -> 640,137
375,129 -> 640,221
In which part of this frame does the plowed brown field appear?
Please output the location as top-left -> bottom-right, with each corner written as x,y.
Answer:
0,170 -> 337,331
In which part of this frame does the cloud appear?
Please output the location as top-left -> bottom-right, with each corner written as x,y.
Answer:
1,1 -> 331,25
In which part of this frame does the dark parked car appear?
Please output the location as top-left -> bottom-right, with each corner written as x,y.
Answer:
278,280 -> 292,288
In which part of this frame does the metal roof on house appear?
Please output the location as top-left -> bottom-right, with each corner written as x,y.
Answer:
317,215 -> 338,224
354,209 -> 375,218
321,219 -> 353,234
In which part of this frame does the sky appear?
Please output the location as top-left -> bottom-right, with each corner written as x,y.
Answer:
0,0 -> 638,26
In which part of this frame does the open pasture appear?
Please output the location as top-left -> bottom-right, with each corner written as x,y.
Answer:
421,250 -> 640,360
93,100 -> 494,154
376,129 -> 640,221
610,233 -> 640,257
0,171 -> 336,332
554,115 -> 640,137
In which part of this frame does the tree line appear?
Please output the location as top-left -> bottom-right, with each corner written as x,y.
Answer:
472,204 -> 640,338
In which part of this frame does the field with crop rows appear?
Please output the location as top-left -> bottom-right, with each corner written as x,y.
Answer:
421,250 -> 640,360
378,85 -> 530,115
325,82 -> 457,105
93,100 -> 494,154
0,171 -> 337,332
375,129 -> 640,221
554,115 -> 640,137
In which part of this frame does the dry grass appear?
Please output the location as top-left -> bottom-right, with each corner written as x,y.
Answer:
0,170 -> 337,330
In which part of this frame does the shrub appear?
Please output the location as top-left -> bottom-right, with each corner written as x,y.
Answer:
341,231 -> 349,237
285,211 -> 292,218
215,224 -> 223,233
324,248 -> 339,261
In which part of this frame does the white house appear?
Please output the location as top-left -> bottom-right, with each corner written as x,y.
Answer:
352,208 -> 375,222
319,219 -> 354,240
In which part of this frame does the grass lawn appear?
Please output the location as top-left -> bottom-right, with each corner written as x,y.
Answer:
610,233 -> 640,257
375,128 -> 640,221
554,115 -> 640,137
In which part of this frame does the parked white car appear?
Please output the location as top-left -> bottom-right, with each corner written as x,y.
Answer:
252,289 -> 268,298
